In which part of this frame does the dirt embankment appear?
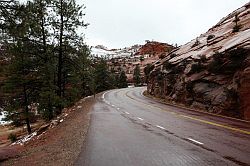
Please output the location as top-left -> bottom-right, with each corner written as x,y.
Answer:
1,95 -> 95,166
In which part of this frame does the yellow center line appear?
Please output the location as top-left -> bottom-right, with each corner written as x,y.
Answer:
125,90 -> 250,135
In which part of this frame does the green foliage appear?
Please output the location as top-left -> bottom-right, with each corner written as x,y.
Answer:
8,133 -> 17,143
199,54 -> 207,63
94,59 -> 113,92
133,65 -> 141,86
207,34 -> 215,41
163,61 -> 174,70
232,14 -> 240,33
118,71 -> 128,88
233,25 -> 240,33
207,52 -> 223,74
0,0 -> 91,130
144,64 -> 154,83
140,55 -> 144,62
189,62 -> 204,74
191,38 -> 200,48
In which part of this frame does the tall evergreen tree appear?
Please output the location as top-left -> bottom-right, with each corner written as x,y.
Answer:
1,2 -> 41,133
52,0 -> 88,113
133,64 -> 141,87
118,70 -> 128,88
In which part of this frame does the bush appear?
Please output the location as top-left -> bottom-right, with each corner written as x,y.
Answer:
190,62 -> 204,74
170,53 -> 176,58
199,54 -> 207,63
207,34 -> 215,41
191,38 -> 200,48
163,61 -> 174,70
207,52 -> 223,74
8,133 -> 17,143
233,25 -> 240,33
232,14 -> 241,33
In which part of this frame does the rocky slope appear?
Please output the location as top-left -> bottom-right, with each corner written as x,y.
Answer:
91,44 -> 141,58
147,2 -> 250,120
135,41 -> 174,59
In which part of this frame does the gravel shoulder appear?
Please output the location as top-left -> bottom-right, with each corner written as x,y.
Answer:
1,94 -> 96,166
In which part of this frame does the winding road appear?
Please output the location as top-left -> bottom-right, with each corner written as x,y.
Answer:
75,87 -> 250,166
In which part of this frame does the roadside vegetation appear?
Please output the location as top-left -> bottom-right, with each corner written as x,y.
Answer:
0,0 -> 128,135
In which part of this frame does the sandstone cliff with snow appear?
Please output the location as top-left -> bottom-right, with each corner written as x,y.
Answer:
147,3 -> 250,120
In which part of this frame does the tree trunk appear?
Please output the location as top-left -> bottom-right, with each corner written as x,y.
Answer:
57,0 -> 64,114
23,85 -> 32,134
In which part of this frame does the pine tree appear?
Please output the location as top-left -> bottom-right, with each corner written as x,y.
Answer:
1,2 -> 46,133
51,0 -> 88,113
133,65 -> 141,87
118,70 -> 128,88
0,0 -> 90,126
144,64 -> 154,84
94,59 -> 112,92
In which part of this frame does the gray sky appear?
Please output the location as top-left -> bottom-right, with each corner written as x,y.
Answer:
77,0 -> 249,48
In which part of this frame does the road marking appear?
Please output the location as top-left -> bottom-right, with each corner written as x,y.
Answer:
117,108 -> 120,110
125,112 -> 130,115
180,115 -> 250,135
125,91 -> 250,135
102,91 -> 108,99
112,105 -> 115,107
156,125 -> 166,130
187,138 -> 204,145
137,117 -> 144,121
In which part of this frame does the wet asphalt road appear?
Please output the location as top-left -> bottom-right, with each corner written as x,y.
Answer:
75,87 -> 250,166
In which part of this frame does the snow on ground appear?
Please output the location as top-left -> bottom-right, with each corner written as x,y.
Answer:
12,132 -> 37,146
0,110 -> 11,125
91,45 -> 141,58
168,3 -> 250,64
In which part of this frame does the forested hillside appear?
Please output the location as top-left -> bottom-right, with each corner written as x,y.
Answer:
0,0 -> 123,134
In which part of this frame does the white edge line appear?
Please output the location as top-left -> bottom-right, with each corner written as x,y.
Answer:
137,117 -> 144,121
156,125 -> 166,130
102,91 -> 108,99
140,90 -> 144,96
125,112 -> 130,115
187,138 -> 204,145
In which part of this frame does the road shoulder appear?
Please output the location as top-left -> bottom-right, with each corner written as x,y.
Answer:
1,95 -> 95,166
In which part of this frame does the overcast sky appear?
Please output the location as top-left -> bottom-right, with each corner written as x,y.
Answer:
77,0 -> 248,48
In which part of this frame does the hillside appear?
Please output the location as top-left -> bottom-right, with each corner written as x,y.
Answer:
147,2 -> 250,120
92,42 -> 174,83
90,45 -> 141,58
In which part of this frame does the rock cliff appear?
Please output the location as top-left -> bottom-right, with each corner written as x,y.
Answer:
147,3 -> 250,120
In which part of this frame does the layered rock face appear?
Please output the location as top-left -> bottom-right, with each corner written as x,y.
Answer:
147,3 -> 250,120
135,41 -> 174,59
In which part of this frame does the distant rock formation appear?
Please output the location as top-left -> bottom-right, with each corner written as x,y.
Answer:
147,2 -> 250,120
135,41 -> 175,59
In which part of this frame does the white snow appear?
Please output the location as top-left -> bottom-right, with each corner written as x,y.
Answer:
12,132 -> 37,146
91,45 -> 141,58
167,4 -> 250,64
0,111 -> 11,125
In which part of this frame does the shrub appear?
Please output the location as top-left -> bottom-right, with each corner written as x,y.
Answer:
163,61 -> 174,70
191,38 -> 200,48
170,53 -> 176,58
233,25 -> 240,33
8,133 -> 17,143
199,54 -> 207,63
207,34 -> 215,41
190,62 -> 203,74
207,52 -> 223,73
232,14 -> 241,33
